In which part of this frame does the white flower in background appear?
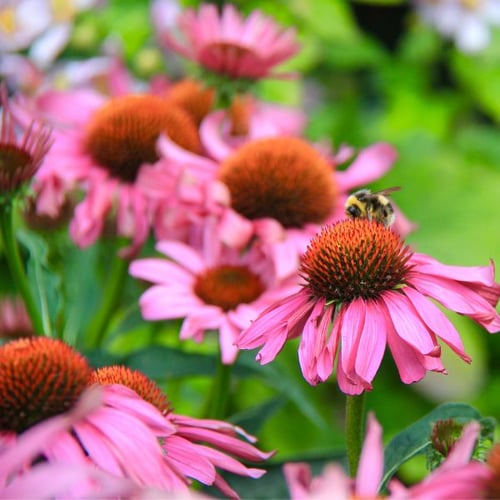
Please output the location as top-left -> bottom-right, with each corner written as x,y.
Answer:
416,0 -> 500,53
0,0 -> 102,69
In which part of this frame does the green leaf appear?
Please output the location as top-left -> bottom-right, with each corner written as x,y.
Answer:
237,353 -> 328,431
126,345 -> 217,379
229,397 -> 286,435
60,244 -> 101,346
17,229 -> 61,337
381,402 -> 483,489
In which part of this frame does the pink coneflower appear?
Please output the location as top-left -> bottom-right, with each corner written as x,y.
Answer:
92,365 -> 274,499
237,218 -> 500,394
129,225 -> 299,364
30,88 -> 202,256
0,337 -> 188,491
284,414 -> 493,499
203,136 -> 406,279
0,85 -> 52,195
157,3 -> 299,80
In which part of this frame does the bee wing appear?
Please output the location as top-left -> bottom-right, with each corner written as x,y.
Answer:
373,186 -> 401,196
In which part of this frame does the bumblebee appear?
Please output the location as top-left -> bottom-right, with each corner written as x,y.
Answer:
345,187 -> 401,227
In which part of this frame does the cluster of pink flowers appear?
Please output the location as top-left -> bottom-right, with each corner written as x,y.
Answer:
0,337 -> 272,498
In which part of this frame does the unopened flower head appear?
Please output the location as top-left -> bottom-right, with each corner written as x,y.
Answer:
0,296 -> 34,339
237,218 -> 500,394
0,86 -> 52,198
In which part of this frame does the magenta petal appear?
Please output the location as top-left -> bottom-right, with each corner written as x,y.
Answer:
337,355 -> 366,395
129,258 -> 194,285
200,110 -> 234,161
412,253 -> 497,286
255,329 -> 289,364
174,426 -> 274,462
102,385 -> 176,433
139,286 -> 202,320
73,420 -> 123,476
355,303 -> 387,384
237,291 -> 309,349
190,443 -> 265,478
35,88 -> 105,126
336,142 -> 397,191
156,240 -> 205,273
298,298 -> 328,384
0,386 -> 102,477
172,414 -> 258,443
1,462 -> 138,498
403,287 -> 470,362
84,408 -> 178,489
382,290 -> 438,355
385,313 -> 427,384
163,435 -> 216,484
340,299 -> 365,379
179,306 -> 221,340
409,274 -> 500,332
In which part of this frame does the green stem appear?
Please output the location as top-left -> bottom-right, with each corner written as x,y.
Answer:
0,201 -> 45,335
84,252 -> 129,349
205,352 -> 233,419
345,392 -> 367,477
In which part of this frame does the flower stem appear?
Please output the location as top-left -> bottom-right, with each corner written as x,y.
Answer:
345,392 -> 367,477
84,252 -> 129,349
205,352 -> 232,419
0,201 -> 45,335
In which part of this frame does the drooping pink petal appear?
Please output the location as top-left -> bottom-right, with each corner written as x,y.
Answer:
354,302 -> 387,384
339,299 -> 366,381
382,290 -> 439,356
409,274 -> 500,332
403,286 -> 471,362
384,308 -> 427,384
337,354 -> 366,395
163,435 -> 216,485
298,298 -> 329,384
